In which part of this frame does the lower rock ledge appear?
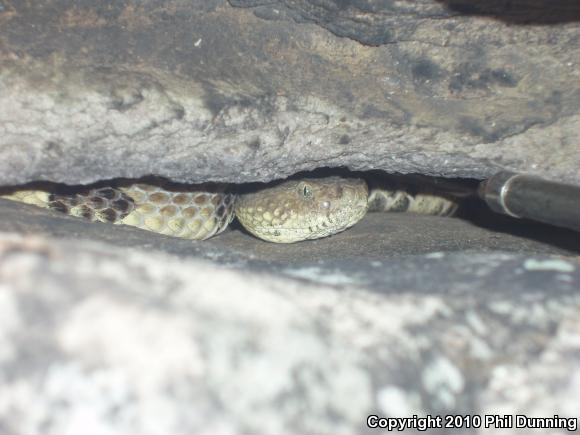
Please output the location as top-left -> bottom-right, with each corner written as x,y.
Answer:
0,232 -> 579,434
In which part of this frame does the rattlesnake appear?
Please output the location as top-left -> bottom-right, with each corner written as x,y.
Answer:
0,176 -> 459,243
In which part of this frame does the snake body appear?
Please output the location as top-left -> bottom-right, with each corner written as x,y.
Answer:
0,176 -> 458,243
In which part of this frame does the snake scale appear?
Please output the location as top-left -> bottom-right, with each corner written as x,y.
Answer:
0,176 -> 459,243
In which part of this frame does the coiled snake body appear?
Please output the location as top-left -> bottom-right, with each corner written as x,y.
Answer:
1,176 -> 458,243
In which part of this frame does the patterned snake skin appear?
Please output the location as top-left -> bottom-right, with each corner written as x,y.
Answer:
235,177 -> 369,243
0,176 -> 459,243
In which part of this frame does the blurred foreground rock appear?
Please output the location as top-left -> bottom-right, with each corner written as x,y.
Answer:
0,201 -> 580,434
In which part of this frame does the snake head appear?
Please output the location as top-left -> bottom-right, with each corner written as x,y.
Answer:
235,176 -> 369,243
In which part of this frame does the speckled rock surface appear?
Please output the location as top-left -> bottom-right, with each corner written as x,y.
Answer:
0,231 -> 579,435
0,0 -> 579,186
1,200 -> 580,434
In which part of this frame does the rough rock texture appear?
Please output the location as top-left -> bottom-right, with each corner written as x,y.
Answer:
0,0 -> 579,185
1,229 -> 579,435
2,198 -> 580,278
1,199 -> 580,434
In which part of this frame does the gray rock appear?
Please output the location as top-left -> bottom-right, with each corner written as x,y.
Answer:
0,201 -> 580,434
0,0 -> 579,185
1,198 -> 580,280
0,229 -> 579,435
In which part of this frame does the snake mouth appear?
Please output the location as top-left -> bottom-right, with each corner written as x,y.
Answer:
244,202 -> 368,243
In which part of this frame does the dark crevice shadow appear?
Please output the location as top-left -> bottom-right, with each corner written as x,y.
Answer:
0,176 -> 234,196
459,199 -> 580,255
236,167 -> 580,255
436,0 -> 580,24
2,169 -> 579,255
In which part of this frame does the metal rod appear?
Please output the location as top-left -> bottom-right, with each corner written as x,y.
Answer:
479,171 -> 580,232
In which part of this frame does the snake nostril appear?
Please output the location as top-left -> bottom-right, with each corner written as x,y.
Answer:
335,186 -> 343,197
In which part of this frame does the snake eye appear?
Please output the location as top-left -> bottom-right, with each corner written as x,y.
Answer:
299,183 -> 313,198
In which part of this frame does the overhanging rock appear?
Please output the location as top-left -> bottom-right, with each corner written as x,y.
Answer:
0,0 -> 579,185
